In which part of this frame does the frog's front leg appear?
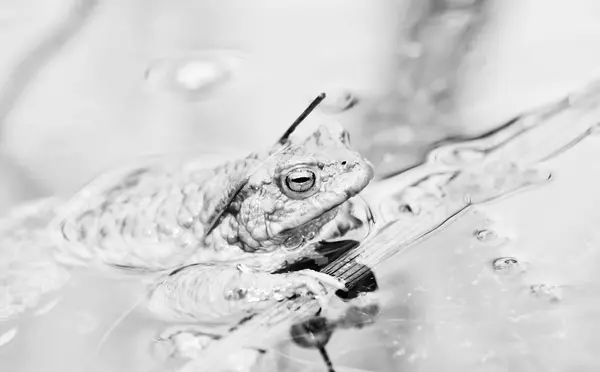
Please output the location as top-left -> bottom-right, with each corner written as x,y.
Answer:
146,263 -> 346,324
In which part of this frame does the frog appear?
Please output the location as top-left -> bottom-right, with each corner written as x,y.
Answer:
0,121 -> 374,330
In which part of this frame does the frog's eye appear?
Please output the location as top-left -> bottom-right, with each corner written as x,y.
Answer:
286,169 -> 316,192
282,167 -> 318,198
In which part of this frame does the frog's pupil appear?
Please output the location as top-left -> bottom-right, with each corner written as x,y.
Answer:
286,170 -> 316,192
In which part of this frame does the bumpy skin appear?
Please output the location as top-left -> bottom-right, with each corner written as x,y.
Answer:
144,124 -> 374,325
52,123 -> 373,273
203,123 -> 373,264
0,122 -> 373,323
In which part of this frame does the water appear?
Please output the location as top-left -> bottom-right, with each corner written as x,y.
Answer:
0,270 -> 146,372
144,50 -> 246,102
261,132 -> 600,372
278,198 -> 600,372
4,111 -> 600,372
3,1 -> 600,372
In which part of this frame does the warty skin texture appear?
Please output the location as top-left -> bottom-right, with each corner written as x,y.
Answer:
50,122 -> 373,275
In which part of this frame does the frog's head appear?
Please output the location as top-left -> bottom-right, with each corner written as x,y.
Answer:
221,122 -> 374,254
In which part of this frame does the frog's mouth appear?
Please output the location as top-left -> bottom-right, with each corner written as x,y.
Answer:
277,207 -> 340,250
279,193 -> 373,250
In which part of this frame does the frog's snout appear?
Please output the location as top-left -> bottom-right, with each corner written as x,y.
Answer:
350,153 -> 374,177
338,156 -> 374,195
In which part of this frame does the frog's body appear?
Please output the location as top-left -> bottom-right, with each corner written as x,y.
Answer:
0,122 -> 374,326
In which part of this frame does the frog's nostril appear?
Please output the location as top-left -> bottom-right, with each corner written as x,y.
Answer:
341,161 -> 347,166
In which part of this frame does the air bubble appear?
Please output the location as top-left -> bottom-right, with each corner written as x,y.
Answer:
492,257 -> 520,273
474,229 -> 498,242
144,50 -> 245,100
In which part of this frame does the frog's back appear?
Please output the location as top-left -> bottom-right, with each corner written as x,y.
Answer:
0,155 -> 230,320
0,150 -> 261,321
49,158 -> 223,271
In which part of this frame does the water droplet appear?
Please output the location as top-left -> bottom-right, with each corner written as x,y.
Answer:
145,50 -> 245,100
492,257 -> 519,273
474,229 -> 498,242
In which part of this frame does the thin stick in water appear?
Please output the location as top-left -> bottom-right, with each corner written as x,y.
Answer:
278,93 -> 327,144
318,346 -> 336,372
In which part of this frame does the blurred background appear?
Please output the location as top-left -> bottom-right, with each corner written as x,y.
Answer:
3,0 -> 600,371
2,0 -> 599,210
